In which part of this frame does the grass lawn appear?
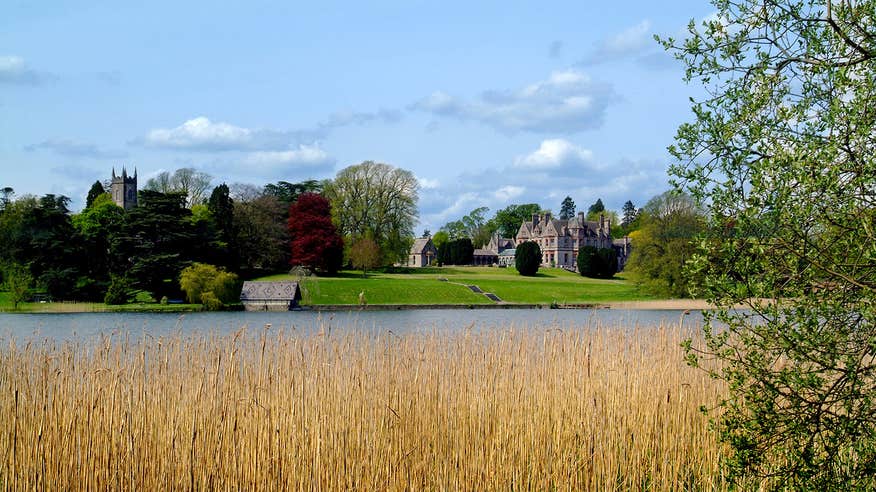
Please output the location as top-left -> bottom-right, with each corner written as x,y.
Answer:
0,291 -> 204,313
258,266 -> 653,305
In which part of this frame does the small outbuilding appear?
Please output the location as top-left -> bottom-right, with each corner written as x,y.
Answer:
408,237 -> 438,267
240,281 -> 302,311
472,248 -> 498,266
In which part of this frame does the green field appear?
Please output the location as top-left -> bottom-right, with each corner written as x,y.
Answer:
259,266 -> 652,305
0,291 -> 204,313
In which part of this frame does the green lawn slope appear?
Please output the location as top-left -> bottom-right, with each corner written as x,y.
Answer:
258,266 -> 652,305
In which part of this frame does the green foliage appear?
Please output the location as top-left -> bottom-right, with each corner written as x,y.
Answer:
110,191 -> 197,300
515,241 -> 541,276
664,1 -> 876,487
577,246 -> 616,279
179,263 -> 240,305
559,196 -> 576,220
587,198 -> 604,216
349,237 -> 380,278
440,207 -> 492,247
325,161 -> 418,265
624,192 -> 703,298
2,263 -> 32,309
104,275 -> 132,305
232,195 -> 289,275
85,180 -> 106,209
431,231 -> 449,250
489,203 -> 541,238
438,238 -> 474,266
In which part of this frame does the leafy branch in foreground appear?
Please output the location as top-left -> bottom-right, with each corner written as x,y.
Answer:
663,0 -> 876,488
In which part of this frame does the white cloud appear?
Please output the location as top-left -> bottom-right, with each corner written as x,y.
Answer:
514,139 -> 595,170
0,55 -> 54,85
243,143 -> 334,169
142,116 -> 318,151
417,177 -> 440,190
580,20 -> 654,65
493,185 -> 525,201
410,69 -> 613,134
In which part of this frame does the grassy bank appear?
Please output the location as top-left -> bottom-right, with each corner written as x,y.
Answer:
0,292 -> 204,313
0,321 -> 725,490
260,266 -> 653,305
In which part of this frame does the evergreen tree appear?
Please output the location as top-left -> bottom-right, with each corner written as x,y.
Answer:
559,196 -> 576,220
85,180 -> 106,209
621,200 -> 638,227
514,241 -> 541,276
587,198 -> 604,216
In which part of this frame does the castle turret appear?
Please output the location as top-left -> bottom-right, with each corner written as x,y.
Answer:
111,166 -> 138,210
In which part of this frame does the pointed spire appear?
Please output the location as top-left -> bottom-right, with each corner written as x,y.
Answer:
112,167 -> 117,179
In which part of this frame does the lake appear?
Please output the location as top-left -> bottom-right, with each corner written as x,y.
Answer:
0,308 -> 705,342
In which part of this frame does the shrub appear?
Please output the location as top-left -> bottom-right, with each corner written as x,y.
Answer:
104,276 -> 132,305
179,263 -> 240,306
577,246 -> 617,279
515,242 -> 541,276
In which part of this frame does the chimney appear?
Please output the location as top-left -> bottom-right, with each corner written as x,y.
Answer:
544,212 -> 552,223
532,213 -> 539,227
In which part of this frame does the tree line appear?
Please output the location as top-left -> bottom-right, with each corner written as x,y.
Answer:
0,161 -> 418,307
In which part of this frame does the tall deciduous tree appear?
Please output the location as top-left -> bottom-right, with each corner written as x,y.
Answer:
288,193 -> 344,274
232,195 -> 289,275
489,203 -> 541,238
663,1 -> 876,486
624,191 -> 703,297
325,161 -> 418,264
559,196 -> 576,220
144,168 -> 212,207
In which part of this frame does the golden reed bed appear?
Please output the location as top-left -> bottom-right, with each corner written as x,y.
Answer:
0,322 -> 725,490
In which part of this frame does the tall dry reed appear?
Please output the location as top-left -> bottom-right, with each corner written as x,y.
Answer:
0,321 -> 725,490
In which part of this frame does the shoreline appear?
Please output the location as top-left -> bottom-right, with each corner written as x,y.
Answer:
0,299 -> 721,314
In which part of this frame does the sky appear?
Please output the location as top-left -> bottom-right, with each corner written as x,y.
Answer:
1,0 -> 715,233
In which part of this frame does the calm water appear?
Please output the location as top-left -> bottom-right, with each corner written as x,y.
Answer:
0,309 -> 704,342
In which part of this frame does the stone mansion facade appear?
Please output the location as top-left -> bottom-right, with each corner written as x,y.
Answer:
516,212 -> 629,270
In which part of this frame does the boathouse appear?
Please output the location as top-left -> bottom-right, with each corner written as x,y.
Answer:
239,281 -> 302,311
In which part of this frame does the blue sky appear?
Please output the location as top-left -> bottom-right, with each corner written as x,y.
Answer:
1,0 -> 714,233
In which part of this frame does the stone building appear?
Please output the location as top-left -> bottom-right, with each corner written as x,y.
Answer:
240,281 -> 302,311
516,211 -> 622,269
408,237 -> 437,267
111,167 -> 138,210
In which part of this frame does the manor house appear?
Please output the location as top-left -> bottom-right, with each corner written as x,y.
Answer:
516,212 -> 629,270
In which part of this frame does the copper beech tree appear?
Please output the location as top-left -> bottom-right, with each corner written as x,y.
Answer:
287,193 -> 343,274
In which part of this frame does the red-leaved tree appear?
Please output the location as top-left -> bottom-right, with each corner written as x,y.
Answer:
288,193 -> 344,274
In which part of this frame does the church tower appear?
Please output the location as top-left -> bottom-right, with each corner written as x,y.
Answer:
111,167 -> 138,210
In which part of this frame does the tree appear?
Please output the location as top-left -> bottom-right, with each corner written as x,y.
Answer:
576,246 -> 617,279
559,196 -> 576,220
85,180 -> 106,209
0,187 -> 13,212
515,241 -> 541,276
663,2 -> 876,486
325,161 -> 418,264
231,195 -> 289,275
489,203 -> 541,238
110,190 -> 197,300
2,263 -> 32,309
288,193 -> 344,274
263,180 -> 323,210
179,263 -> 240,307
587,198 -> 604,216
349,237 -> 380,278
144,168 -> 212,207
624,191 -> 703,297
438,238 -> 474,266
621,200 -> 638,228
207,183 -> 235,269
72,194 -> 124,300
